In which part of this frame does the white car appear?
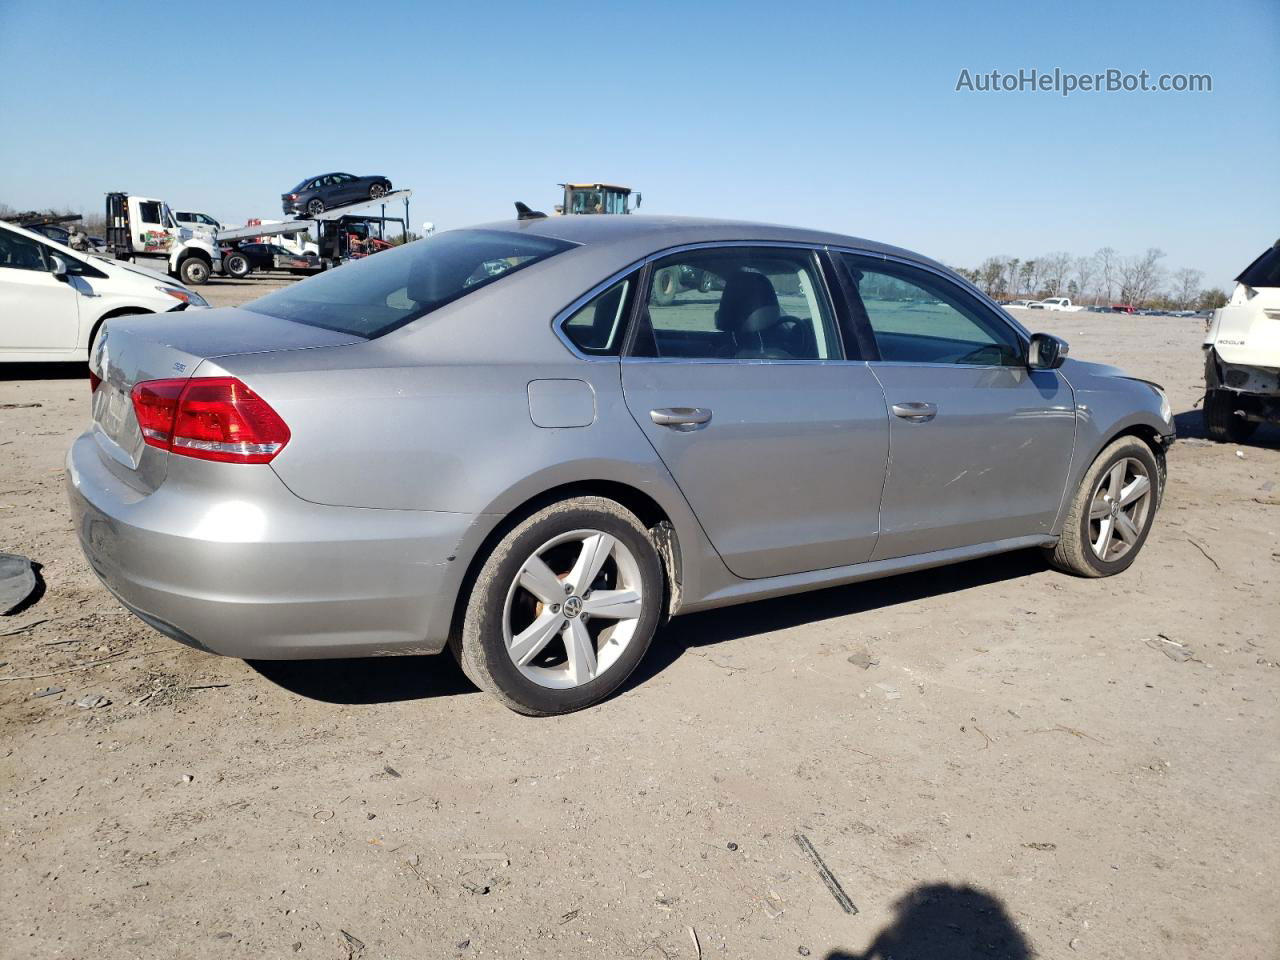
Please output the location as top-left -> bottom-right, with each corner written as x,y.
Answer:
0,220 -> 207,363
1203,239 -> 1280,441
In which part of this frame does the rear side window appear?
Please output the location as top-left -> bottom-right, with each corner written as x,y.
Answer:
560,278 -> 635,356
629,247 -> 840,361
244,228 -> 575,338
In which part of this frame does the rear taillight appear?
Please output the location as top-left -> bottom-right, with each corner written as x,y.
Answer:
88,370 -> 102,393
130,377 -> 290,464
132,379 -> 185,446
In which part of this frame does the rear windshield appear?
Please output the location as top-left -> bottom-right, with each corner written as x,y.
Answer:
1236,243 -> 1280,288
243,229 -> 576,338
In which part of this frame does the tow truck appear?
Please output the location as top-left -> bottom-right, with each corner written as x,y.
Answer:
104,192 -> 221,285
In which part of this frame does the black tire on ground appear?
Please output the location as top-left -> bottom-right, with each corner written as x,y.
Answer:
178,256 -> 211,286
456,496 -> 665,716
652,266 -> 681,306
370,182 -> 387,199
306,198 -> 325,216
223,251 -> 252,280
1203,388 -> 1257,443
1044,435 -> 1160,578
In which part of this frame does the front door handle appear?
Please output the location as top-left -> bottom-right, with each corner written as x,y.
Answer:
892,401 -> 937,422
650,407 -> 713,431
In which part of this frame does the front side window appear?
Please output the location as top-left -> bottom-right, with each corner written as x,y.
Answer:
840,254 -> 1023,366
561,277 -> 635,356
137,201 -> 163,225
0,228 -> 50,272
629,247 -> 840,361
245,228 -> 575,338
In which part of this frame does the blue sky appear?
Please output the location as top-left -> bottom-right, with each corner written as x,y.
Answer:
1,0 -> 1276,288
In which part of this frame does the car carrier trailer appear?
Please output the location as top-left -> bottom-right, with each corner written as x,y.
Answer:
216,190 -> 413,278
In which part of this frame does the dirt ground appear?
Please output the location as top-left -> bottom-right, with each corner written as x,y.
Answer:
2,279 -> 1277,960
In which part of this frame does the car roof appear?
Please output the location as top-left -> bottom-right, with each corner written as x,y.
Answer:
467,214 -> 947,272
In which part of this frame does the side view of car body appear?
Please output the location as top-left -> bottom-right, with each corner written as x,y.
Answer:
67,216 -> 1173,714
222,243 -> 322,277
1202,238 -> 1280,441
0,220 -> 207,363
282,173 -> 392,217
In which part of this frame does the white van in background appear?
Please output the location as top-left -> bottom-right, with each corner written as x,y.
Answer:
0,220 -> 207,363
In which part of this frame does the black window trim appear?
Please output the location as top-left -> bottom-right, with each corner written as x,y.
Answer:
830,247 -> 1030,369
551,260 -> 648,362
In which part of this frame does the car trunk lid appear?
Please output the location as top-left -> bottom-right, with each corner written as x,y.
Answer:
89,307 -> 363,491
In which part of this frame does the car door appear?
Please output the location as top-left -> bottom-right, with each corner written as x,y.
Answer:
0,226 -> 79,354
619,246 -> 890,580
835,252 -> 1076,560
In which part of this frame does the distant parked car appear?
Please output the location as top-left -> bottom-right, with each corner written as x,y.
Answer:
1002,299 -> 1035,309
1036,297 -> 1085,312
1111,304 -> 1136,314
175,211 -> 222,233
282,173 -> 393,217
1086,304 -> 1113,313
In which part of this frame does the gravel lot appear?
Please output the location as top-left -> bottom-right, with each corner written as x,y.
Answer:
2,278 -> 1277,959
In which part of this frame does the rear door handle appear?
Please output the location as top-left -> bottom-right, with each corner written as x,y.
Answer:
892,401 -> 937,422
650,407 -> 713,431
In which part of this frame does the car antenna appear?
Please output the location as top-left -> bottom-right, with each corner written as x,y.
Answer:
515,201 -> 546,220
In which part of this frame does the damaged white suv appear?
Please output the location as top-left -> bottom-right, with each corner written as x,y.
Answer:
1203,239 -> 1280,442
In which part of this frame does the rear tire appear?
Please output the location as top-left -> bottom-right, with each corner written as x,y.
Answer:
457,497 -> 664,716
223,251 -> 252,279
178,256 -> 210,285
1204,388 -> 1257,443
306,198 -> 325,216
1045,435 -> 1160,578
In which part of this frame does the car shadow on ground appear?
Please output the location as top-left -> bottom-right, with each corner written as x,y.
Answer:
1174,408 -> 1279,447
823,882 -> 1032,959
0,362 -> 87,382
250,548 -> 1048,707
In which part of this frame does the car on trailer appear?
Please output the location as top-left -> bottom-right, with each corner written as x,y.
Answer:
282,173 -> 393,217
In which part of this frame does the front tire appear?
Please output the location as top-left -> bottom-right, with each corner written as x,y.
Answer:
1046,435 -> 1160,578
178,256 -> 210,285
457,496 -> 664,716
370,182 -> 387,200
1204,388 -> 1257,443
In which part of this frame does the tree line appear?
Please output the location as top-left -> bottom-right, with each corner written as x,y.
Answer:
951,248 -> 1228,311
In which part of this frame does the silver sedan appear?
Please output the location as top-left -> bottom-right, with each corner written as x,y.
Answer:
67,216 -> 1174,714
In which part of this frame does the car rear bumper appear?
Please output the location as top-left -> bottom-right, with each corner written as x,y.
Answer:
66,432 -> 492,660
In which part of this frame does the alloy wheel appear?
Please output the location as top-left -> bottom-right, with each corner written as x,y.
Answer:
1088,456 -> 1153,562
502,529 -> 645,690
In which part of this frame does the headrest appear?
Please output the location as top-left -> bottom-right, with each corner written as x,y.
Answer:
714,269 -> 779,332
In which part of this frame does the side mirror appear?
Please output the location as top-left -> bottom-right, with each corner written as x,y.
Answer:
1027,332 -> 1068,369
49,255 -> 69,279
